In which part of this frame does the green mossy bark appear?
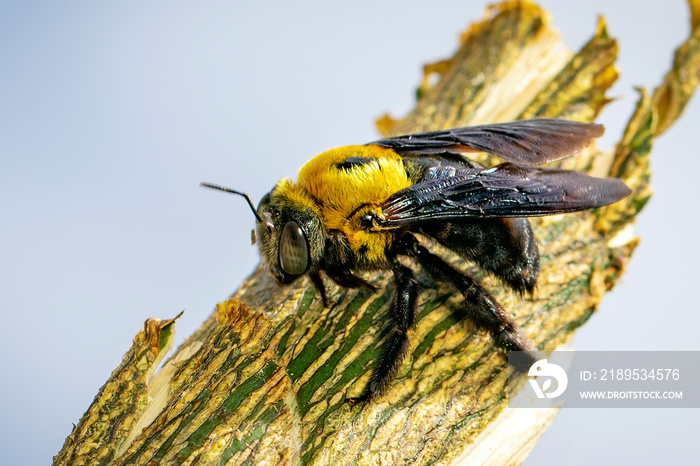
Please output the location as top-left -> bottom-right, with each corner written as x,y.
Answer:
54,1 -> 700,465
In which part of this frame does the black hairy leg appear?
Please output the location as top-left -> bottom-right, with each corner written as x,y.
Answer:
310,270 -> 377,308
347,262 -> 418,405
327,269 -> 378,292
309,271 -> 330,307
396,235 -> 538,369
420,217 -> 539,295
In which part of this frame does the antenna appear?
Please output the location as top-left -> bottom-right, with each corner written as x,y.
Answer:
200,182 -> 263,223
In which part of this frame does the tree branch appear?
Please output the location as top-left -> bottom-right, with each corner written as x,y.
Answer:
54,1 -> 700,465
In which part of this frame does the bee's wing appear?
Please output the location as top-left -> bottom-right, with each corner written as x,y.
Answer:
379,163 -> 631,227
369,119 -> 603,166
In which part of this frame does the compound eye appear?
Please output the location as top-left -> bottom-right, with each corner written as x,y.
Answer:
278,221 -> 309,276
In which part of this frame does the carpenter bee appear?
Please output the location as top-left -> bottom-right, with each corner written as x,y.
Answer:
202,119 -> 631,404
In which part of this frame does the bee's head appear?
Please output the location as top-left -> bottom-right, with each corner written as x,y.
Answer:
200,181 -> 325,286
253,180 -> 325,285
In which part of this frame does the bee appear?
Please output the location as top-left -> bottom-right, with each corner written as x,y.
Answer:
202,119 -> 631,404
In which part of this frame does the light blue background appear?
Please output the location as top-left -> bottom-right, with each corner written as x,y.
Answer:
1,1 -> 697,464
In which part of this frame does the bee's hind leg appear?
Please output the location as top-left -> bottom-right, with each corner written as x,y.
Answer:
346,261 -> 417,405
398,235 -> 538,370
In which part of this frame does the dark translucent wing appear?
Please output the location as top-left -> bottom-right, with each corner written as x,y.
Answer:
369,119 -> 604,166
380,163 -> 631,227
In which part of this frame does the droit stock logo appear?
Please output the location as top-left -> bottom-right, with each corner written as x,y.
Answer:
528,359 -> 568,399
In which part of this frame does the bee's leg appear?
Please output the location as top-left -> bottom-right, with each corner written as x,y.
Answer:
420,218 -> 538,295
401,237 -> 537,368
309,272 -> 330,307
327,270 -> 378,292
346,262 -> 417,405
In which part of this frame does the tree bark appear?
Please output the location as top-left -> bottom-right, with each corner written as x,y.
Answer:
54,1 -> 700,465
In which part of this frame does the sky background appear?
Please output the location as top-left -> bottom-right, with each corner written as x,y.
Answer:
1,1 -> 698,465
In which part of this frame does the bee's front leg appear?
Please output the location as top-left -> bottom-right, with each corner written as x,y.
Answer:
327,270 -> 378,292
346,261 -> 417,405
309,271 -> 330,307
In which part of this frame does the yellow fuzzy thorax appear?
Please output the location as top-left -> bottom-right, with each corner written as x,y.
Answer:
277,144 -> 411,263
297,145 -> 410,221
